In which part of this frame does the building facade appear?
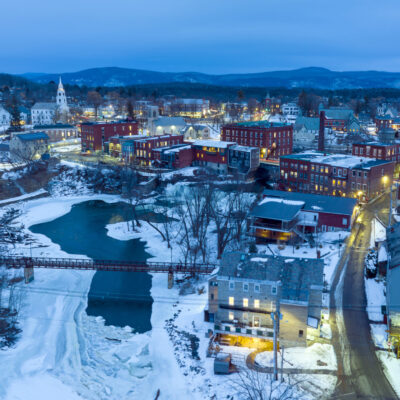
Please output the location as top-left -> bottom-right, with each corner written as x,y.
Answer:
31,124 -> 78,142
279,151 -> 395,201
249,189 -> 358,243
81,121 -> 139,152
10,132 -> 49,160
207,252 -> 324,348
221,121 -> 293,162
192,140 -> 235,173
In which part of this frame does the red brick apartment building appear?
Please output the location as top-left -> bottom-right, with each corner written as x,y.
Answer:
279,151 -> 395,201
81,121 -> 138,152
133,134 -> 184,166
221,121 -> 293,162
353,142 -> 400,163
191,140 -> 236,173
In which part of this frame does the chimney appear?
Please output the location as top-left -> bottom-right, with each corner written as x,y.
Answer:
318,111 -> 325,152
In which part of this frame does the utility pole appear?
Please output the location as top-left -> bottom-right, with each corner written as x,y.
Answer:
271,282 -> 282,381
280,345 -> 284,382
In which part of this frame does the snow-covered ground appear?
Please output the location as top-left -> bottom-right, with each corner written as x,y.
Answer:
0,170 -> 340,399
364,217 -> 400,397
364,276 -> 386,322
255,343 -> 337,371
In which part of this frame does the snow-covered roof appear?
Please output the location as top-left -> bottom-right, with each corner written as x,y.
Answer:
282,150 -> 392,170
31,102 -> 58,110
192,140 -> 235,149
154,117 -> 186,127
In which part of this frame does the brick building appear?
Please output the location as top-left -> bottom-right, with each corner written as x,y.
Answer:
221,121 -> 293,162
131,134 -> 185,167
353,142 -> 400,163
81,121 -> 139,152
192,140 -> 235,173
320,108 -> 360,133
279,151 -> 395,201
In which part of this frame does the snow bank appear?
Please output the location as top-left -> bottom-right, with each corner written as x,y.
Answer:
255,343 -> 337,371
377,351 -> 400,397
364,277 -> 385,322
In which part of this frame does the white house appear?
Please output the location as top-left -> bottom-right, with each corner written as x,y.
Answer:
293,116 -> 320,147
149,116 -> 186,136
0,105 -> 11,126
31,77 -> 69,125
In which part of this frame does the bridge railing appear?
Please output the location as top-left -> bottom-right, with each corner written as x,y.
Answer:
0,256 -> 218,274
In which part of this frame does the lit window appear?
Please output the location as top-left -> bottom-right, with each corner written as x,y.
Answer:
229,297 -> 234,306
229,312 -> 234,320
243,312 -> 248,321
254,299 -> 260,308
243,298 -> 249,307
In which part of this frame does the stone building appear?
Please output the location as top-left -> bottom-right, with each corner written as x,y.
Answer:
207,252 -> 324,348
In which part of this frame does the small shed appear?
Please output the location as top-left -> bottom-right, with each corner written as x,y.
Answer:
214,352 -> 232,375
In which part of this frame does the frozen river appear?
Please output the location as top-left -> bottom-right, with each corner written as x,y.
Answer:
30,199 -> 153,332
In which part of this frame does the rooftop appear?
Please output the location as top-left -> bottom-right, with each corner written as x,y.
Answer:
251,198 -> 304,221
192,140 -> 235,149
14,132 -> 49,141
219,252 -> 324,303
281,150 -> 393,169
31,102 -> 58,110
33,124 -> 75,130
225,121 -> 290,128
260,189 -> 358,216
154,116 -> 186,127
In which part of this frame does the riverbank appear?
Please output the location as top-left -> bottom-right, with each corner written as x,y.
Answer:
0,194 -> 162,400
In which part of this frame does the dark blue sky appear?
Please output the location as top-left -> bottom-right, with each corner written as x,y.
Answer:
2,0 -> 400,74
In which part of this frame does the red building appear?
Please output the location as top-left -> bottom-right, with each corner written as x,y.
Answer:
192,140 -> 235,173
353,142 -> 400,163
81,121 -> 139,152
134,134 -> 184,166
221,121 -> 293,162
249,189 -> 358,243
154,145 -> 194,169
375,116 -> 393,131
279,151 -> 395,201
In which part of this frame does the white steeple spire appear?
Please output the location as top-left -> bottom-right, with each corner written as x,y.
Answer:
56,76 -> 69,115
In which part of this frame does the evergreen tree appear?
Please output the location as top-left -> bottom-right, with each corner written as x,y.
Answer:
6,96 -> 21,131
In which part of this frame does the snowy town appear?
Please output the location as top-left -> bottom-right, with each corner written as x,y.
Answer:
2,2 -> 400,400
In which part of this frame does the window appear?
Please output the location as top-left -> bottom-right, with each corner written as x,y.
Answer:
254,299 -> 260,308
243,312 -> 248,321
229,281 -> 234,290
229,296 -> 234,306
299,330 -> 304,337
364,172 -> 367,178
352,171 -> 356,177
243,283 -> 249,292
342,218 -> 347,226
243,298 -> 249,307
229,312 -> 234,321
254,284 -> 260,293
210,293 -> 214,300
271,286 -> 277,295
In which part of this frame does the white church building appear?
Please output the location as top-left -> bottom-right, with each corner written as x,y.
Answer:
31,78 -> 69,125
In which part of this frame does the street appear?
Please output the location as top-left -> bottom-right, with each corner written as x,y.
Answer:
331,192 -> 398,399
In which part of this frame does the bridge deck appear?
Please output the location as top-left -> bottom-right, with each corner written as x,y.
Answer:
0,256 -> 217,274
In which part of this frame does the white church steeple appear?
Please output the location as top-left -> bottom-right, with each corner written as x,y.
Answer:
57,76 -> 69,114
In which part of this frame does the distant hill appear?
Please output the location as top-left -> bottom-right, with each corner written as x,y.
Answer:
19,66 -> 400,89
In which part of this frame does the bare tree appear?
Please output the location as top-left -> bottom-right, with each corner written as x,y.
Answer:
87,91 -> 103,119
209,190 -> 236,259
231,368 -> 305,400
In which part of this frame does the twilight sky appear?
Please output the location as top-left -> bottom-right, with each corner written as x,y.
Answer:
2,0 -> 400,74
